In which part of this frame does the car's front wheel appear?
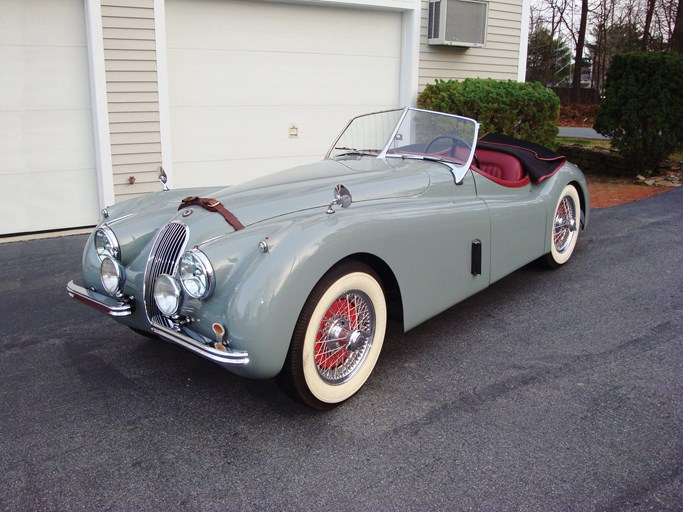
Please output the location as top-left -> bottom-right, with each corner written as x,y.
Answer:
544,184 -> 581,269
277,262 -> 387,410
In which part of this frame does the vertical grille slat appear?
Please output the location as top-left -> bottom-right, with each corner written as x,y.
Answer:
144,222 -> 189,327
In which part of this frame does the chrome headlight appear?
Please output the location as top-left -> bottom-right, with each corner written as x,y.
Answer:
94,226 -> 120,261
100,256 -> 125,296
154,274 -> 182,316
179,249 -> 214,300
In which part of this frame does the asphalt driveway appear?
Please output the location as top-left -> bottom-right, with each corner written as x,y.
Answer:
558,127 -> 608,140
1,188 -> 681,511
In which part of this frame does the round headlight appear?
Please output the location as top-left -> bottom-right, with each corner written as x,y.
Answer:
94,226 -> 120,261
154,274 -> 182,316
100,256 -> 125,296
179,249 -> 214,300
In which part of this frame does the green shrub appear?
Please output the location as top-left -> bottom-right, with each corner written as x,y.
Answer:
417,78 -> 560,147
594,52 -> 683,174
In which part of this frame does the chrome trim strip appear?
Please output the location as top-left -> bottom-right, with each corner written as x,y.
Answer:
66,280 -> 134,317
377,107 -> 410,160
150,322 -> 250,367
105,212 -> 136,226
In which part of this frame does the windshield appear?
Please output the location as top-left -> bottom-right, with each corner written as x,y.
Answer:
328,109 -> 404,158
327,108 -> 479,179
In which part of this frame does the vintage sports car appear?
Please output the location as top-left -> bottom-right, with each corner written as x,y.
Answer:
67,108 -> 589,409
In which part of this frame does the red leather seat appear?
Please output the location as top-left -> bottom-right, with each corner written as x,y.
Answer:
475,149 -> 524,182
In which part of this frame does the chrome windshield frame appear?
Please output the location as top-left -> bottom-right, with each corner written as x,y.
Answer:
328,108 -> 480,184
326,108 -> 405,159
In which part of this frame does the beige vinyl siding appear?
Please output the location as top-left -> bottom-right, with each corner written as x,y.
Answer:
102,0 -> 162,202
418,0 -> 523,90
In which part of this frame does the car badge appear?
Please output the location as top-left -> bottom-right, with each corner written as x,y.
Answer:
182,209 -> 193,217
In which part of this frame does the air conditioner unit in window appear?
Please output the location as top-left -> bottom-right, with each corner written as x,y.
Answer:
428,0 -> 488,48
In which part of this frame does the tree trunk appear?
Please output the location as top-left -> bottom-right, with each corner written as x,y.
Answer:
671,0 -> 683,52
571,0 -> 589,104
642,0 -> 657,50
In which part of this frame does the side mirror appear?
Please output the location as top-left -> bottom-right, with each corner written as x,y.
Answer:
159,166 -> 170,191
327,184 -> 352,214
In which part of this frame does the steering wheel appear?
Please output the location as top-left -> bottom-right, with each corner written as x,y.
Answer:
424,135 -> 471,160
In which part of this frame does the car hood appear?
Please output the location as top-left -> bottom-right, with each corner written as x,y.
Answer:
207,157 -> 431,226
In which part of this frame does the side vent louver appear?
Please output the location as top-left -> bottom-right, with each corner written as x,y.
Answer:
471,239 -> 482,276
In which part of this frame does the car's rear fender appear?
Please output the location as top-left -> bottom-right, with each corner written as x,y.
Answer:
537,163 -> 590,255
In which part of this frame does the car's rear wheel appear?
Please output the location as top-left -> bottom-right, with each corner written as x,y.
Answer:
277,262 -> 387,410
544,184 -> 581,269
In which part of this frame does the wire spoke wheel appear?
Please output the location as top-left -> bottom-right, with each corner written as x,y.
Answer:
314,291 -> 375,384
544,184 -> 581,268
553,196 -> 577,253
277,262 -> 387,410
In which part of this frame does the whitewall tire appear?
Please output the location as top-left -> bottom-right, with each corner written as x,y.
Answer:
544,184 -> 581,269
278,262 -> 387,410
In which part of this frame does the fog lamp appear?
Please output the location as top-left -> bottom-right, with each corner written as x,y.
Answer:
100,255 -> 125,296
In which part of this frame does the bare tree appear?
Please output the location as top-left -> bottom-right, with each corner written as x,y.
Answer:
642,0 -> 657,49
587,0 -> 630,93
668,0 -> 683,51
527,0 -> 681,99
571,0 -> 589,103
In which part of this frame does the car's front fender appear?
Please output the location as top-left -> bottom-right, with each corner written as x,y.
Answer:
203,189 -> 488,379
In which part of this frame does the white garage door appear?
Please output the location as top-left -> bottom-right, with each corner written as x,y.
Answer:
0,0 -> 99,235
166,0 -> 402,187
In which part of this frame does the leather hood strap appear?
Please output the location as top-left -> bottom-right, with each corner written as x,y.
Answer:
178,196 -> 245,231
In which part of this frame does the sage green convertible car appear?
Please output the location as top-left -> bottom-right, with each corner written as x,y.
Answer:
67,108 -> 589,409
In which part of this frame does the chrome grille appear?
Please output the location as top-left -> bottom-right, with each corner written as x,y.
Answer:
144,222 -> 189,327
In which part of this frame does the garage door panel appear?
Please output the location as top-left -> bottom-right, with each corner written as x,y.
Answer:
0,0 -> 87,46
167,1 -> 401,57
171,107 -> 328,163
167,0 -> 402,186
0,110 -> 95,175
169,50 -> 399,107
171,106 -> 384,163
171,104 -> 389,188
0,169 -> 99,233
0,46 -> 91,110
173,156 -> 322,189
1,0 -> 97,234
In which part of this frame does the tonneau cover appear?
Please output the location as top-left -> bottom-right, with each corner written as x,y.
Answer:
477,133 -> 566,183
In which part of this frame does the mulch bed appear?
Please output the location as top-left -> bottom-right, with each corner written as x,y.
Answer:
587,174 -> 676,209
559,105 -> 680,207
559,105 -> 599,128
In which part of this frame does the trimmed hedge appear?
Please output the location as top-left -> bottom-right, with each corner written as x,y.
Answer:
594,52 -> 683,174
417,78 -> 560,148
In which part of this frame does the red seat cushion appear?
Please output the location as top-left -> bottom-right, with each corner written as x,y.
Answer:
475,149 -> 524,182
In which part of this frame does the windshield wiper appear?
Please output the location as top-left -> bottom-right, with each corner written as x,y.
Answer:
333,147 -> 378,157
394,153 -> 464,166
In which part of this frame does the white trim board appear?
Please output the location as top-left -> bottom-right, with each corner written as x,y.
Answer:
155,0 -> 174,188
84,0 -> 115,209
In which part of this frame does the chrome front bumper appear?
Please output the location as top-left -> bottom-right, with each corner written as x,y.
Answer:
151,322 -> 250,367
66,280 -> 134,317
67,280 -> 249,368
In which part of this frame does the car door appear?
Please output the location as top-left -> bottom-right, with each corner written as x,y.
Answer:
472,171 -> 547,283
378,166 -> 491,332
